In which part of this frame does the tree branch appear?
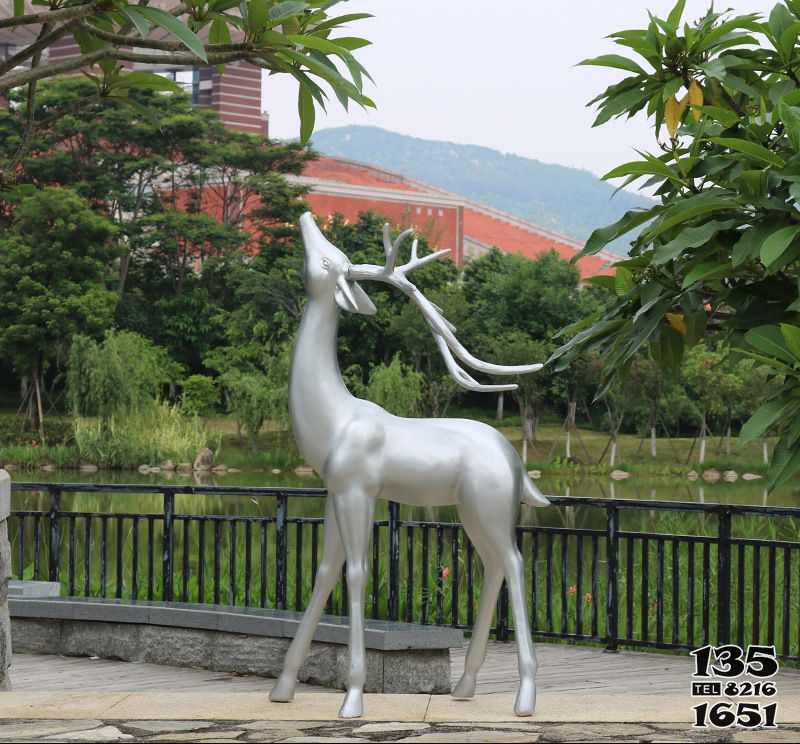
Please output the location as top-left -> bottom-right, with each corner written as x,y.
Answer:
3,24 -> 51,179
0,49 -> 106,92
79,22 -> 252,54
0,3 -> 96,29
111,48 -> 252,65
0,21 -> 76,78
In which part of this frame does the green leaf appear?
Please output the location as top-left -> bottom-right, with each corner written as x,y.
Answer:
578,54 -> 647,75
745,325 -> 798,365
577,206 -> 663,259
768,434 -> 800,490
298,83 -> 315,145
614,266 -> 635,295
787,297 -> 800,312
781,323 -> 800,360
113,71 -> 183,93
652,218 -> 738,264
650,324 -> 684,374
739,397 -> 794,443
209,17 -> 232,45
120,6 -> 151,38
269,1 -> 308,22
666,0 -> 686,28
603,158 -> 681,183
683,310 -> 707,346
285,33 -> 351,56
760,224 -> 800,267
778,101 -> 800,152
13,0 -> 22,16
583,275 -> 616,291
642,192 -> 738,242
708,137 -> 785,167
693,104 -> 740,128
732,223 -> 776,267
681,260 -> 730,288
137,7 -> 208,62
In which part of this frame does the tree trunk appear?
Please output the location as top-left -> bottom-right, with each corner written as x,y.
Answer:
521,437 -> 527,465
699,414 -> 707,465
33,358 -> 45,443
496,391 -> 504,420
650,425 -> 657,458
763,437 -> 769,464
610,436 -> 617,467
725,416 -> 732,457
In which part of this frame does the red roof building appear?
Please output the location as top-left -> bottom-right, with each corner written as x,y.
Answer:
294,156 -> 616,277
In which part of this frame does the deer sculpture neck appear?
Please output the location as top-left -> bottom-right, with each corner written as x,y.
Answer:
270,211 -> 549,721
288,294 -> 350,473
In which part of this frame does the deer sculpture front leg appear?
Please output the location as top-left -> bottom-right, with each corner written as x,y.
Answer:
269,499 -> 344,703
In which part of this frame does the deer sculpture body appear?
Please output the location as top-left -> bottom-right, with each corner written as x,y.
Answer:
269,212 -> 549,719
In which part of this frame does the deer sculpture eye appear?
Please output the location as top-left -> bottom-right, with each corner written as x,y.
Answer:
321,258 -> 331,270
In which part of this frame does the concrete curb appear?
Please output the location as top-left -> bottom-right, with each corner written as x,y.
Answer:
0,693 -> 796,724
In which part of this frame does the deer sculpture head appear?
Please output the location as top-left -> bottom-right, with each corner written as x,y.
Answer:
298,210 -> 542,392
273,211 -> 547,720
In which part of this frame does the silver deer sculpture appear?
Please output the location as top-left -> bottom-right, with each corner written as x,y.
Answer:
269,212 -> 550,718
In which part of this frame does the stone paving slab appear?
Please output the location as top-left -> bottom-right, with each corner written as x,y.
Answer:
0,693 -> 129,720
0,692 -> 798,725
100,693 -> 431,722
0,718 -> 797,742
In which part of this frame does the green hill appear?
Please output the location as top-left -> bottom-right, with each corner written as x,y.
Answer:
310,126 -> 653,254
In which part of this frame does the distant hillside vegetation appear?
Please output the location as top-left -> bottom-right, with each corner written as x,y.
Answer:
310,126 -> 654,254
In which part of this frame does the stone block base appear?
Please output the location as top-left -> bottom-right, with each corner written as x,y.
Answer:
11,618 -> 451,694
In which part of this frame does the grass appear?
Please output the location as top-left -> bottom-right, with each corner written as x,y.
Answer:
0,406 -> 781,479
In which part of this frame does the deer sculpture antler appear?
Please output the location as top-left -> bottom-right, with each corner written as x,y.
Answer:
348,224 -> 543,392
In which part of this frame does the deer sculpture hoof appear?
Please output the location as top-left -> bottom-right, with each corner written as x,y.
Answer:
513,678 -> 536,717
339,689 -> 364,718
451,673 -> 476,699
268,675 -> 296,703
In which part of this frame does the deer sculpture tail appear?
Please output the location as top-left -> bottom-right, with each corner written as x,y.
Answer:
520,469 -> 550,507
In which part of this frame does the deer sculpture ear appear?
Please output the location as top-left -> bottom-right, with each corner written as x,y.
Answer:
335,275 -> 377,315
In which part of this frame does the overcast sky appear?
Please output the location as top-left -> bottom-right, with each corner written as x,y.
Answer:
261,0 -> 774,179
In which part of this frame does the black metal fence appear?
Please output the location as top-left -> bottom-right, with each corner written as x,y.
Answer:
8,482 -> 800,660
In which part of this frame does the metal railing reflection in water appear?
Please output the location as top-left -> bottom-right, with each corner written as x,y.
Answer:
8,482 -> 800,660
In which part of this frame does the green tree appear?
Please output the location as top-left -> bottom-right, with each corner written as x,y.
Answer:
67,330 -> 181,421
180,375 -> 219,418
552,0 -> 800,488
0,1 -> 372,181
366,355 -> 424,417
0,187 -> 116,439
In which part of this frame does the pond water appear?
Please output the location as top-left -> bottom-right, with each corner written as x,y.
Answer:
8,468 -> 800,536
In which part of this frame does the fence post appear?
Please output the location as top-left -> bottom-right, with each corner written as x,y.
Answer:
605,505 -> 619,651
48,488 -> 61,583
717,508 -> 732,645
276,493 -> 288,610
388,501 -> 400,621
497,582 -> 509,641
162,490 -> 175,602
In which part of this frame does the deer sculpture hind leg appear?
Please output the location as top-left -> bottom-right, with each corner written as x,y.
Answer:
453,472 -> 538,716
269,499 -> 345,703
451,559 -> 503,700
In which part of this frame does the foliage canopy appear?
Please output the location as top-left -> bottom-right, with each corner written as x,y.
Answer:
552,0 -> 800,488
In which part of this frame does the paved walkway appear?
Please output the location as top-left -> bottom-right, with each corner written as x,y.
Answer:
2,645 -> 800,741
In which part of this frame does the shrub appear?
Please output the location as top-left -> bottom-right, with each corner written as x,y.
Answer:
180,375 -> 219,417
73,401 -> 210,468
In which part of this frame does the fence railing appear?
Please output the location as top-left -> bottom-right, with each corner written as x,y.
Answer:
8,482 -> 800,659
